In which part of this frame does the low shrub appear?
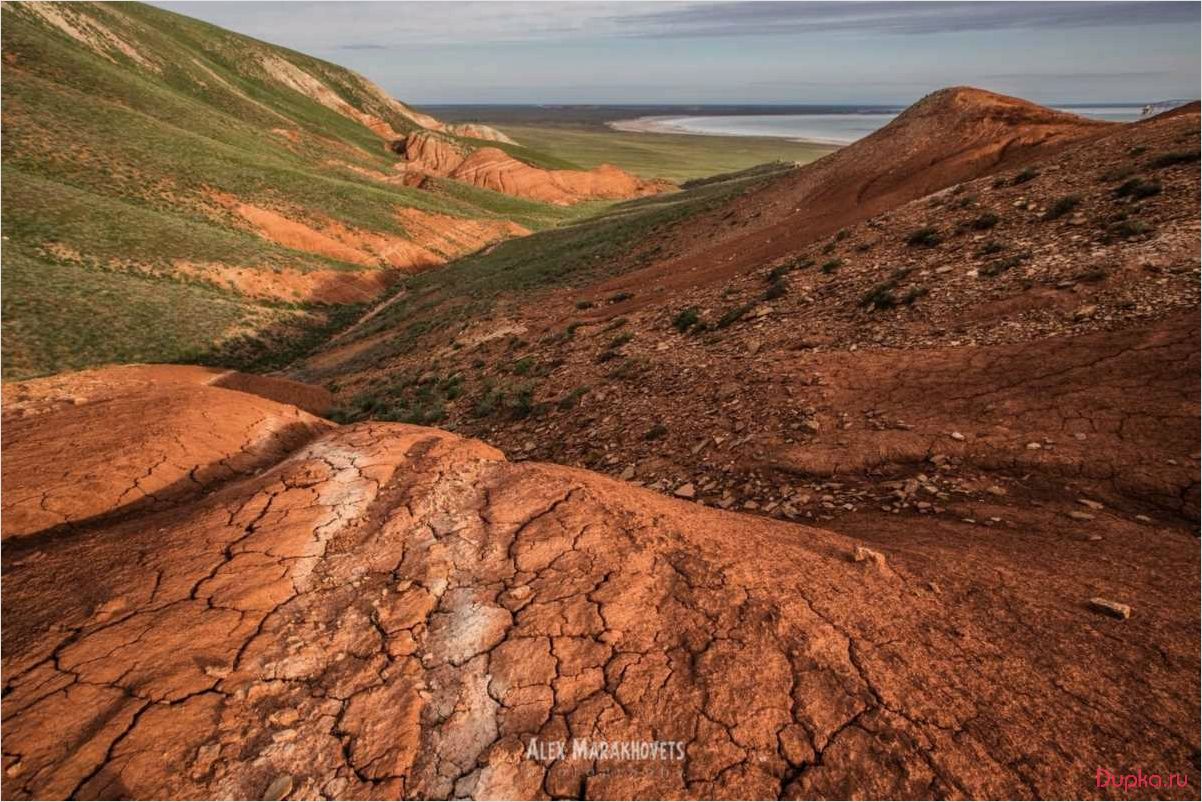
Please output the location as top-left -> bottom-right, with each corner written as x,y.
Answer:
672,307 -> 700,332
1148,150 -> 1199,169
1114,177 -> 1162,199
1012,167 -> 1039,185
905,226 -> 941,247
644,423 -> 668,440
1044,194 -> 1082,220
971,211 -> 999,230
716,303 -> 754,328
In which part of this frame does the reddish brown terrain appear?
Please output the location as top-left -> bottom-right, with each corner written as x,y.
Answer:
395,132 -> 672,205
2,88 -> 1199,800
2,366 -> 1198,799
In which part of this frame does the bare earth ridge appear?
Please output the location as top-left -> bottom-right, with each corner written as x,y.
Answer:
1,371 -> 1197,799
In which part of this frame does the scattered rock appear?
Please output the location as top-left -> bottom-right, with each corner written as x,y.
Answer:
264,775 -> 294,801
950,431 -> 966,441
852,545 -> 887,567
1068,510 -> 1095,521
1089,598 -> 1132,620
1077,498 -> 1104,510
674,483 -> 696,499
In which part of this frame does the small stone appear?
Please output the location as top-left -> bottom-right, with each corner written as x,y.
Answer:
619,466 -> 635,481
852,546 -> 886,567
1068,510 -> 1094,521
1134,514 -> 1153,524
949,431 -> 966,441
264,775 -> 294,801
1086,534 -> 1103,542
1073,304 -> 1098,321
1089,598 -> 1131,620
985,485 -> 1007,496
674,483 -> 696,499
1077,498 -> 1104,510
1026,442 -> 1042,450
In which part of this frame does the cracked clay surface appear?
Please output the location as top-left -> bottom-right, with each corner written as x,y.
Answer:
2,370 -> 1198,800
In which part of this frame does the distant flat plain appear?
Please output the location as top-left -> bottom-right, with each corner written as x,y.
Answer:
421,104 -> 839,182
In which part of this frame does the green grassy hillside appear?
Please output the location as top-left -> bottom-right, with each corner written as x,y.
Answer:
1,1 -> 586,379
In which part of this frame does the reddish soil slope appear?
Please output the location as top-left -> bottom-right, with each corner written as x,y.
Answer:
2,372 -> 1197,799
396,132 -> 672,205
1,366 -> 332,539
593,87 -> 1113,305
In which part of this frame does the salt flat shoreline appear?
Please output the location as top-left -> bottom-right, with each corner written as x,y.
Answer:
607,115 -> 850,146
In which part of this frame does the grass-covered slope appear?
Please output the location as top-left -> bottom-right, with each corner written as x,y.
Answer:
0,1 -> 585,378
296,161 -> 797,385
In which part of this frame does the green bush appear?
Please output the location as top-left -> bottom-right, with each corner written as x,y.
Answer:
717,303 -> 754,328
971,211 -> 999,230
981,252 -> 1029,277
672,307 -> 700,332
644,423 -> 668,440
1148,151 -> 1199,169
1044,194 -> 1082,220
557,386 -> 589,410
1110,219 -> 1154,239
1012,167 -> 1039,185
1114,178 -> 1162,199
905,226 -> 941,247
763,278 -> 788,301
608,332 -> 634,348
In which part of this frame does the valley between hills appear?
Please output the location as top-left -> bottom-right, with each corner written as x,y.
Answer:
1,3 -> 1199,801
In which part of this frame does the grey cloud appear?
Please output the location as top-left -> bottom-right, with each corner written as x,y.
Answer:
615,2 -> 1199,38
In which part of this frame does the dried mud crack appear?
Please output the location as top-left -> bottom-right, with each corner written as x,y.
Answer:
2,369 -> 1198,799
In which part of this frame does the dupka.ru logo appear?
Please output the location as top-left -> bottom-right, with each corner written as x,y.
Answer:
1096,767 -> 1190,792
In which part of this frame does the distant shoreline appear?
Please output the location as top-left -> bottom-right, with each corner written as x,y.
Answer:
606,115 -> 850,146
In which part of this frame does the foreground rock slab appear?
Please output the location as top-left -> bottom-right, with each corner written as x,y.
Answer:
1,372 -> 1198,799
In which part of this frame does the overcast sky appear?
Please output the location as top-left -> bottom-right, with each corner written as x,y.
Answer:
154,1 -> 1201,105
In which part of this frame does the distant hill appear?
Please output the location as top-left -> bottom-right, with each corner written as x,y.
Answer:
0,1 -> 662,379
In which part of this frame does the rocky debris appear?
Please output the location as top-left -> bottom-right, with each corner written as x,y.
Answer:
1090,598 -> 1133,620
